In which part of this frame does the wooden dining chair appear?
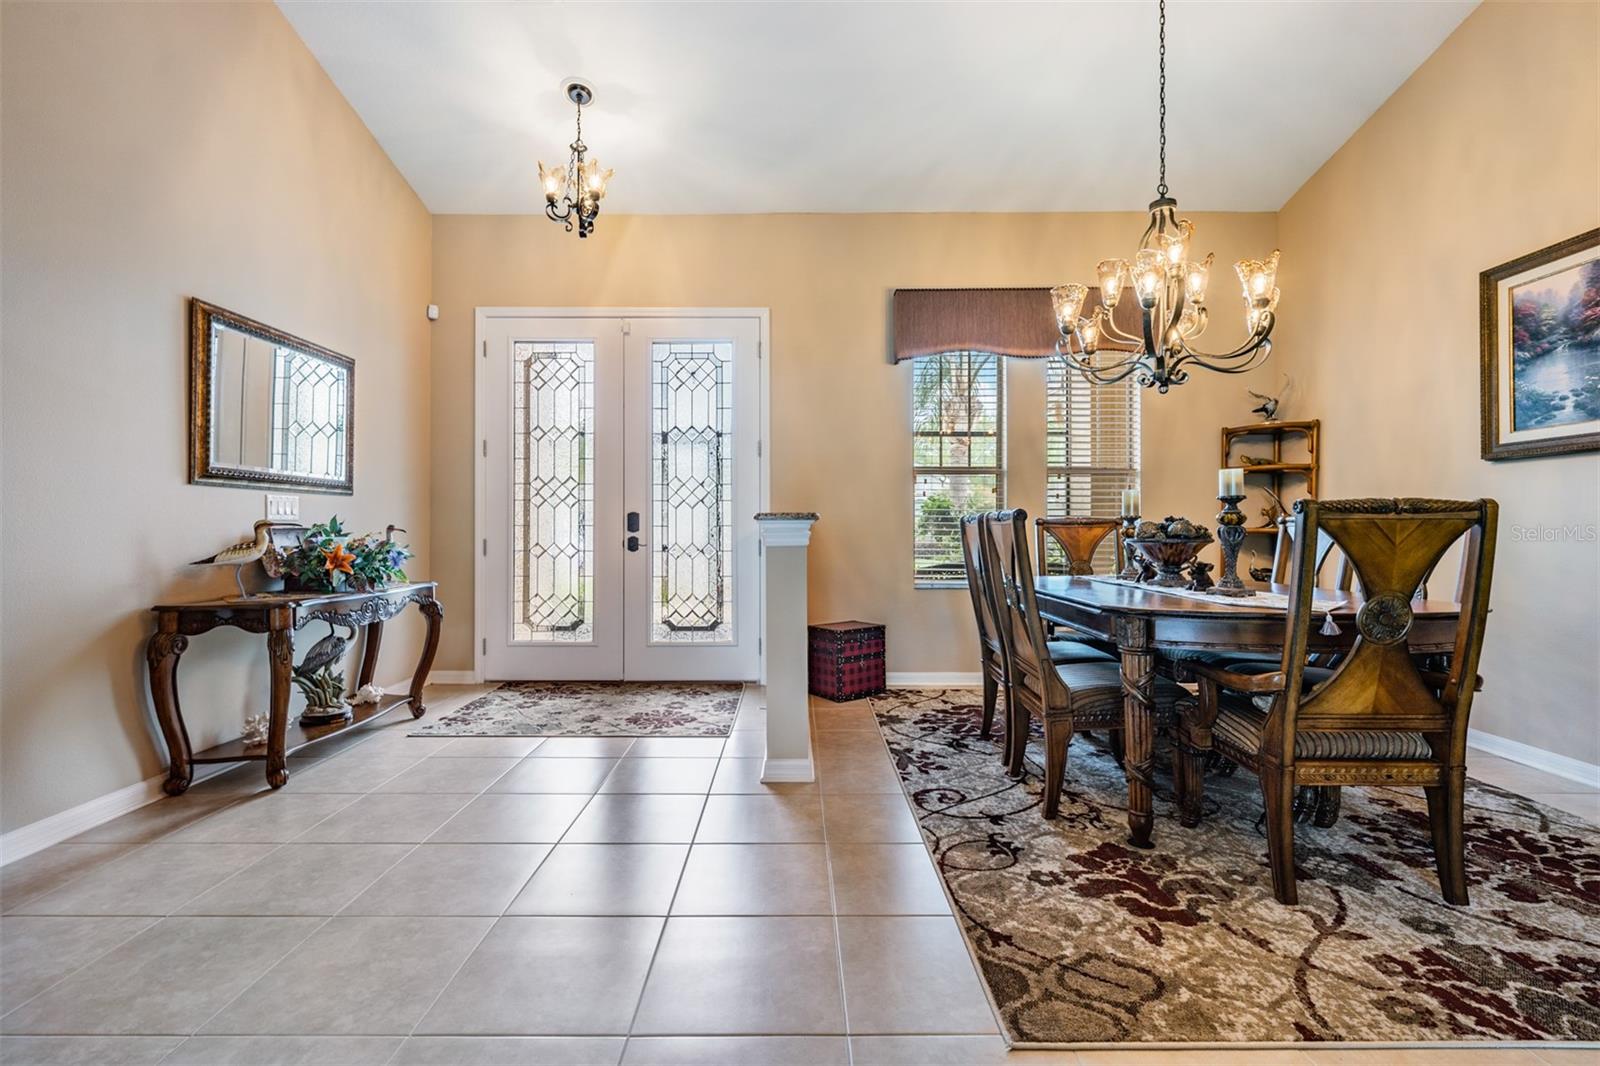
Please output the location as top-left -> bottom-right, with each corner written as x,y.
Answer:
961,515 -> 1114,746
981,509 -> 1184,810
1269,512 -> 1353,589
1175,497 -> 1498,905
1169,514 -> 1355,678
1035,516 -> 1123,576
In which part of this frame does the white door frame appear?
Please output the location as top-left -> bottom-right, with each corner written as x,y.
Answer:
472,306 -> 772,684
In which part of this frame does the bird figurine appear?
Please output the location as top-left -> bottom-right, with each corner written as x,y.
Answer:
296,621 -> 356,677
293,622 -> 357,726
1247,388 -> 1280,422
384,525 -> 406,543
191,519 -> 277,599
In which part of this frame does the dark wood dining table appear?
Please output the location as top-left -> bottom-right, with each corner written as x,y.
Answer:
1033,575 -> 1464,849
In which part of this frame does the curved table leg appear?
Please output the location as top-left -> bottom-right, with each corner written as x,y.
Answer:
1115,615 -> 1156,849
147,620 -> 193,796
266,617 -> 294,789
408,597 -> 443,718
356,620 -> 385,690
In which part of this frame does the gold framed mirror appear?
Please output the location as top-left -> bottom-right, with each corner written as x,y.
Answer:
189,298 -> 354,494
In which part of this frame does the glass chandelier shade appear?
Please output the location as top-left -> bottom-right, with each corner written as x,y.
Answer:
541,82 -> 612,239
1052,0 -> 1279,393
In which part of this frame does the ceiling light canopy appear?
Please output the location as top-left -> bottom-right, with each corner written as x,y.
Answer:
1052,0 -> 1280,393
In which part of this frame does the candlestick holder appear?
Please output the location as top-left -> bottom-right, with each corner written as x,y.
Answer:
1117,514 -> 1144,581
1212,495 -> 1256,597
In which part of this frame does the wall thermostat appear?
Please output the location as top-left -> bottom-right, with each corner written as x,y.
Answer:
426,304 -> 440,321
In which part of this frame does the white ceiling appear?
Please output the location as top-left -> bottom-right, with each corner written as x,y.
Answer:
277,0 -> 1476,216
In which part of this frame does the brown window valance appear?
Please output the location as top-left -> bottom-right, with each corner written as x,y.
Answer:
891,286 -> 1129,362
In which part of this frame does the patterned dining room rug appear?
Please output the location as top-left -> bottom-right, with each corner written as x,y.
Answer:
411,681 -> 742,737
870,688 -> 1600,1048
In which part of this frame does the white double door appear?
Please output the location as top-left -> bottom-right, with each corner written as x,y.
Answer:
479,311 -> 763,681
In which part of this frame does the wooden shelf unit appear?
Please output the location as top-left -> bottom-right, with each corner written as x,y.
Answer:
1221,419 -> 1320,535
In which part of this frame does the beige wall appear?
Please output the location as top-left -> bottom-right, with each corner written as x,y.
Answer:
1276,0 -> 1600,763
0,1 -> 433,833
430,211 -> 1281,677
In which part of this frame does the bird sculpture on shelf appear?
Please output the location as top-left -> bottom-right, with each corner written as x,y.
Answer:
1247,388 -> 1280,422
297,621 -> 356,676
293,621 -> 358,726
191,519 -> 278,599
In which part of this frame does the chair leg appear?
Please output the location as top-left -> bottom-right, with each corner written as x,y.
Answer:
1003,682 -> 1025,778
1425,769 -> 1469,905
1177,740 -> 1208,828
1042,716 -> 1072,819
979,669 -> 998,740
1108,729 -> 1126,767
1260,764 -> 1299,904
1312,786 -> 1342,828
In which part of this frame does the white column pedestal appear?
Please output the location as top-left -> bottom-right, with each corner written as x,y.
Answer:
756,513 -> 818,783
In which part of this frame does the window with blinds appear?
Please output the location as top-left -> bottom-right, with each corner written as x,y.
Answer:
912,351 -> 1003,587
1045,356 -> 1140,573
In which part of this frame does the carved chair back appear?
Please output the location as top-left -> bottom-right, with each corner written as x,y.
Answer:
1034,517 -> 1123,576
981,510 -> 1066,716
1268,498 -> 1497,767
1269,514 -> 1353,588
960,513 -> 1005,667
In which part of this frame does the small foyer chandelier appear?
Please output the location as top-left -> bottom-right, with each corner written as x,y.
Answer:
1052,0 -> 1280,393
539,80 -> 613,239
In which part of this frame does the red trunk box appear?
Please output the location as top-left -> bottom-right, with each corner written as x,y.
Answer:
808,621 -> 887,702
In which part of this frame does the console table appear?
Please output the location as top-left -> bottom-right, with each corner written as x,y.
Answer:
147,582 -> 442,794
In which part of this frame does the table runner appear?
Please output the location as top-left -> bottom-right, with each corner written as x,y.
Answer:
1085,575 -> 1348,632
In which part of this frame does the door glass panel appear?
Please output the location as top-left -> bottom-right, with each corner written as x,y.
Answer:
513,341 -> 594,643
651,341 -> 733,643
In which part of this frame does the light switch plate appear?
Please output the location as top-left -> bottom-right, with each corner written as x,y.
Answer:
265,493 -> 300,521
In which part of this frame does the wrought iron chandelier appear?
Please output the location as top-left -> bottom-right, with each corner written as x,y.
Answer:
1052,0 -> 1280,393
539,80 -> 613,239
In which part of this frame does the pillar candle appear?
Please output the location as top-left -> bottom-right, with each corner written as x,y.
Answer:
1121,488 -> 1141,515
1218,468 -> 1244,497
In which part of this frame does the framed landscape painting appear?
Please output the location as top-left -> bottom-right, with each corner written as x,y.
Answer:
1481,228 -> 1600,460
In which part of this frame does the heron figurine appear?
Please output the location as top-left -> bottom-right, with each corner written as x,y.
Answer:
191,520 -> 278,598
293,621 -> 358,725
297,621 -> 357,677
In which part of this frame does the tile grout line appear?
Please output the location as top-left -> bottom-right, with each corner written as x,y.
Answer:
398,747 -> 612,1041
817,727 -> 858,1064
165,741 -> 511,1044
617,780 -> 712,1052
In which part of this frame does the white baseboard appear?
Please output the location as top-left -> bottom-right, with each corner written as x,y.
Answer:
1468,728 -> 1600,788
761,756 -> 816,783
428,670 -> 482,686
887,672 -> 982,687
0,764 -> 235,867
2,674 -> 420,868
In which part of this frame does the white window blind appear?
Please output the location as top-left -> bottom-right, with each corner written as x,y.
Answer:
1045,356 -> 1139,573
912,351 -> 1003,587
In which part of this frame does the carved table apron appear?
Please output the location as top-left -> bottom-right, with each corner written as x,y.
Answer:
1032,576 -> 1462,849
147,582 -> 443,793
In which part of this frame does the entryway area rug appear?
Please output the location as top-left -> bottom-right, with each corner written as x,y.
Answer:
411,681 -> 742,737
869,688 -> 1600,1047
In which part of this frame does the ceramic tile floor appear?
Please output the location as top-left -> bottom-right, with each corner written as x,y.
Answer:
0,684 -> 1593,1066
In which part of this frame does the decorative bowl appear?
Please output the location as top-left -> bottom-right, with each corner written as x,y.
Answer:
1126,535 -> 1213,588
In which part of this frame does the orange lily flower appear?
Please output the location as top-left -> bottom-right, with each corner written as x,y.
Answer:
322,541 -> 357,575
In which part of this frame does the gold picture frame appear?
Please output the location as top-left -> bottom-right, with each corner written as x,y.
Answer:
1479,229 -> 1600,461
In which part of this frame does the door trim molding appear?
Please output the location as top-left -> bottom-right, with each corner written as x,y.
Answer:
473,307 -> 772,685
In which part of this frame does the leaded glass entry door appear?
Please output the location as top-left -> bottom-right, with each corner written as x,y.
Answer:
622,317 -> 761,680
480,313 -> 761,681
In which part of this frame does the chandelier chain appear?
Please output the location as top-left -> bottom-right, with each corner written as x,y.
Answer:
1157,0 -> 1167,198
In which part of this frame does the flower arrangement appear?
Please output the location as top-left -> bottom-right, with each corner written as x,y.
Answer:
276,516 -> 412,593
